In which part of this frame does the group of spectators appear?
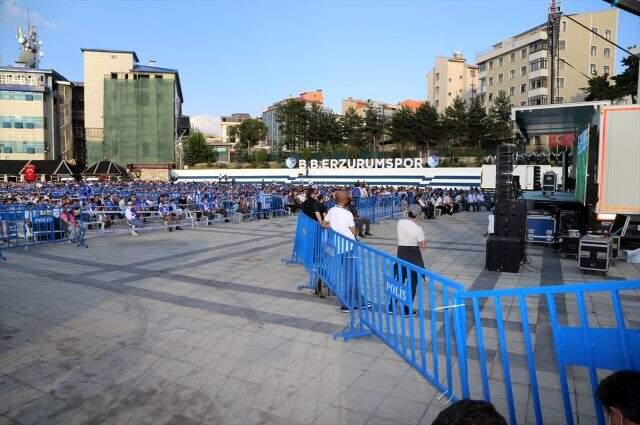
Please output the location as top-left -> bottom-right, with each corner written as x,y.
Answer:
410,187 -> 492,219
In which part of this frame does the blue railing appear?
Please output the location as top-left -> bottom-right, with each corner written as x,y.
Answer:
288,213 -> 640,424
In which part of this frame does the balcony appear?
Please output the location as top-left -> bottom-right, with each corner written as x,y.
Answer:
529,49 -> 547,61
529,68 -> 549,79
528,87 -> 548,98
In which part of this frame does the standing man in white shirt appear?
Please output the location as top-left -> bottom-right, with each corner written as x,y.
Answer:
323,191 -> 364,313
391,204 -> 427,317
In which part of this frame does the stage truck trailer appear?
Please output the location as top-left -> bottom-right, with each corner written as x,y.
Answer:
595,104 -> 640,216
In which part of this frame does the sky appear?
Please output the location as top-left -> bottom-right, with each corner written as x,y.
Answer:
1,0 -> 638,135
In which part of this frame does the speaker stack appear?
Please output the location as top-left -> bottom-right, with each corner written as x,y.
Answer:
486,145 -> 526,273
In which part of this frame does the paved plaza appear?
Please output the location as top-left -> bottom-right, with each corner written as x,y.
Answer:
1,214 -> 639,425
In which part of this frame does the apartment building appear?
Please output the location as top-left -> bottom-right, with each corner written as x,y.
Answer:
341,97 -> 398,120
82,49 -> 184,165
0,65 -> 72,161
426,52 -> 478,112
220,113 -> 252,144
476,8 -> 618,108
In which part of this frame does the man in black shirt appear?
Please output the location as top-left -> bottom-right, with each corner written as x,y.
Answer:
301,189 -> 323,222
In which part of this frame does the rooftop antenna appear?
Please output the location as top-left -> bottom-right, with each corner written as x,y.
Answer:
16,8 -> 44,68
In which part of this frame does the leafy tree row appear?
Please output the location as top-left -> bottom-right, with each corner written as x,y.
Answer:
275,94 -> 514,157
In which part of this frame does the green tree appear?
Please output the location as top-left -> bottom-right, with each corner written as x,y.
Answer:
582,55 -> 639,104
487,91 -> 513,142
466,96 -> 490,150
276,99 -> 308,151
441,96 -> 468,147
184,131 -> 215,165
413,103 -> 441,155
388,106 -> 416,156
341,107 -> 367,153
612,55 -> 639,104
582,74 -> 621,102
229,118 -> 268,152
363,102 -> 385,155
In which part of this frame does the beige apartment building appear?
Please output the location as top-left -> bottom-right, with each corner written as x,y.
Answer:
476,8 -> 618,109
220,113 -> 252,144
426,52 -> 478,113
82,48 -> 139,143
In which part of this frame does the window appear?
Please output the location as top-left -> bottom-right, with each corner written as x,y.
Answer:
488,93 -> 493,101
489,61 -> 494,70
521,66 -> 527,76
603,65 -> 610,75
509,70 -> 515,79
448,92 -> 451,96
605,29 -> 611,40
498,57 -> 504,67
521,48 -> 527,59
25,94 -> 33,101
488,77 -> 493,86
14,122 -> 23,129
478,64 -> 486,72
448,78 -> 451,82
498,89 -> 505,96
140,74 -> 150,79
592,27 -> 598,35
110,73 -> 117,79
110,55 -> 117,59
604,48 -> 610,58
591,46 -> 597,56
590,64 -> 597,75
530,59 -> 548,71
509,87 -> 515,96
520,83 -> 527,93
498,74 -> 503,83
528,95 -> 548,105
435,86 -> 439,94
557,77 -> 564,88
25,122 -> 35,129
559,40 -> 566,50
125,74 -> 129,79
562,21 -> 566,32
530,77 -> 548,90
558,59 -> 565,69
155,74 -> 163,79
520,101 -> 527,106
2,122 -> 11,129
435,73 -> 440,81
435,100 -> 439,108
555,97 -> 564,103
510,53 -> 516,63
26,147 -> 35,154
3,147 -> 12,153
530,41 -> 546,53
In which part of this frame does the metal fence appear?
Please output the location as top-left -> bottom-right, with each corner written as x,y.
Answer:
288,213 -> 640,424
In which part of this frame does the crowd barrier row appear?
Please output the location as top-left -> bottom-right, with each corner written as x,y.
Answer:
288,213 -> 640,425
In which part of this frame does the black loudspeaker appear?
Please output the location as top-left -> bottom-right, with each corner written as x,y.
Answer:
542,172 -> 557,192
494,200 -> 526,238
486,236 -> 522,272
533,166 -> 541,191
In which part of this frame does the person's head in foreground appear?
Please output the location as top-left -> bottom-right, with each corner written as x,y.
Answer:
432,400 -> 507,425
597,370 -> 640,425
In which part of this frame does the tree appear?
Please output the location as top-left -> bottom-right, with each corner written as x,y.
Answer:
582,55 -> 639,104
582,74 -> 621,102
441,96 -> 468,147
230,119 -> 267,151
363,102 -> 385,155
612,55 -> 639,104
276,99 -> 308,151
341,107 -> 367,153
184,131 -> 215,165
466,97 -> 490,150
413,103 -> 441,155
388,106 -> 416,156
487,91 -> 513,142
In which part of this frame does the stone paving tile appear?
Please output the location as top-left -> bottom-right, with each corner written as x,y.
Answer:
0,214 -> 638,424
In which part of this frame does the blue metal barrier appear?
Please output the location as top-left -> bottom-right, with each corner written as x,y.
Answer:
456,281 -> 640,425
288,213 -> 640,424
0,205 -> 87,260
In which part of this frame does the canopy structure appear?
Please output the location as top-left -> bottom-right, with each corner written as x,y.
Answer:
0,160 -> 79,180
82,160 -> 127,177
511,101 -> 611,138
